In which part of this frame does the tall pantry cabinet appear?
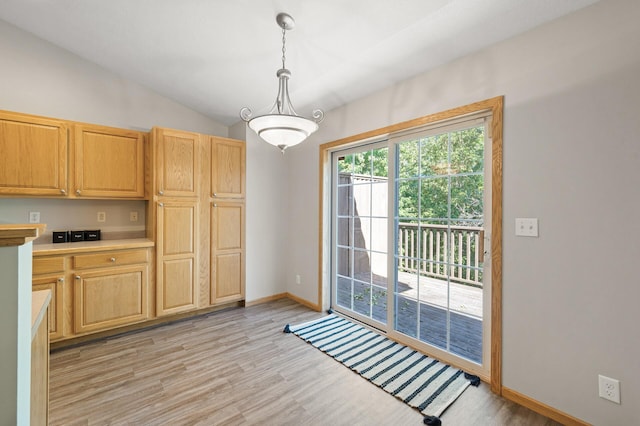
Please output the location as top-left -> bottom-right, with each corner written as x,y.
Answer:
210,137 -> 245,304
150,129 -> 245,317
151,127 -> 200,316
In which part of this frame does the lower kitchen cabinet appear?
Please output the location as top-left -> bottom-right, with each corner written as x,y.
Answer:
73,264 -> 148,334
32,255 -> 66,340
32,276 -> 65,340
32,242 -> 152,342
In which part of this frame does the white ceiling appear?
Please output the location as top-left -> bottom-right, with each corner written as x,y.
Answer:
0,0 -> 599,127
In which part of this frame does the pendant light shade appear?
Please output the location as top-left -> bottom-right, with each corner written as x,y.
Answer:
248,114 -> 318,150
240,13 -> 324,153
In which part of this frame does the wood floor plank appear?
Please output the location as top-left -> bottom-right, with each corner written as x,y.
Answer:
49,298 -> 559,425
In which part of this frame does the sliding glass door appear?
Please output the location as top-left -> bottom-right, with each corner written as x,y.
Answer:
330,116 -> 491,375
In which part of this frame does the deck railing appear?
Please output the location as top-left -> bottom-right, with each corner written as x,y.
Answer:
397,222 -> 484,287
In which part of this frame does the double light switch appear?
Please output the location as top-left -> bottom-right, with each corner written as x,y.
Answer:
515,218 -> 539,237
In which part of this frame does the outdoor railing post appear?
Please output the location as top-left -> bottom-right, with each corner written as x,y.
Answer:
397,222 -> 483,287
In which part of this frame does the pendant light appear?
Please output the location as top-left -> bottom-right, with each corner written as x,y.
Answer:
240,13 -> 324,153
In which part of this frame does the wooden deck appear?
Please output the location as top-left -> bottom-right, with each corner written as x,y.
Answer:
337,271 -> 484,363
397,271 -> 482,317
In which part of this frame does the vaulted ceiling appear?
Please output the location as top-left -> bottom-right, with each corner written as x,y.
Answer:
0,0 -> 599,126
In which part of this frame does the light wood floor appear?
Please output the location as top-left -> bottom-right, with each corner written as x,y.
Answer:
49,298 -> 560,425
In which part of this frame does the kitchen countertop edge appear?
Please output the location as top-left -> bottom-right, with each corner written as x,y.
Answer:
32,289 -> 52,340
33,238 -> 154,256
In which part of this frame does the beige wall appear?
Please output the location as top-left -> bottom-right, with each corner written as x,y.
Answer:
0,20 -> 228,136
284,0 -> 640,424
230,121 -> 289,301
0,199 -> 146,242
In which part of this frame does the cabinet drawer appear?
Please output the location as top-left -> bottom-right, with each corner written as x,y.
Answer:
33,256 -> 65,275
73,249 -> 148,269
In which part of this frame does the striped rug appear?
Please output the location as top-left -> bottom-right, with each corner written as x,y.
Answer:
284,313 -> 479,423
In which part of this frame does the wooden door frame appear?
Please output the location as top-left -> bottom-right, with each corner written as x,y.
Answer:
317,96 -> 504,394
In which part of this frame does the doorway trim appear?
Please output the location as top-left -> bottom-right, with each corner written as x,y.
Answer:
318,96 -> 503,394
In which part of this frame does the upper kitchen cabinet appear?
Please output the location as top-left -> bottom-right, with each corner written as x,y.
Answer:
211,137 -> 245,199
153,127 -> 199,198
73,124 -> 146,199
0,110 -> 147,199
0,110 -> 68,197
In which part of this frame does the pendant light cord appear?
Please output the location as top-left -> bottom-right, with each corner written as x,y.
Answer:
281,26 -> 287,70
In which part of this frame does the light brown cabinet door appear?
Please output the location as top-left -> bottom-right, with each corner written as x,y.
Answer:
0,111 -> 68,196
73,265 -> 148,334
156,200 -> 198,316
211,137 -> 245,199
211,201 -> 245,304
73,124 -> 145,198
33,276 -> 65,340
154,128 -> 199,198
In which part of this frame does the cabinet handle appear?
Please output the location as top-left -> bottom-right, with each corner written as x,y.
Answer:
76,189 -> 81,195
57,277 -> 64,283
75,275 -> 81,280
213,203 -> 217,207
60,189 -> 66,195
159,190 -> 164,195
159,202 -> 164,207
110,257 -> 116,262
213,193 -> 217,197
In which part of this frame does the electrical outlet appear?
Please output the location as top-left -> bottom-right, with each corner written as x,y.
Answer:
97,212 -> 106,223
29,212 -> 40,224
130,211 -> 139,222
598,375 -> 621,404
296,274 -> 301,285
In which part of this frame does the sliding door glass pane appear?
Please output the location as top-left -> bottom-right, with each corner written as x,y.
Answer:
333,145 -> 389,325
395,124 -> 485,364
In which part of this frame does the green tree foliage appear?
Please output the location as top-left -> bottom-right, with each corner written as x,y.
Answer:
337,126 -> 486,288
337,125 -> 484,222
398,126 -> 484,222
338,147 -> 388,178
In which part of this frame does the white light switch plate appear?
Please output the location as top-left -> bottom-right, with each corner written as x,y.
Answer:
515,218 -> 538,237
